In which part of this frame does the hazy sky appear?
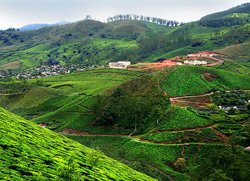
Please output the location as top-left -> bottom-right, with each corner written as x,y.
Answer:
0,0 -> 249,29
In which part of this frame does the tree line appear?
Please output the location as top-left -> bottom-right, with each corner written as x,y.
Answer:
107,14 -> 183,27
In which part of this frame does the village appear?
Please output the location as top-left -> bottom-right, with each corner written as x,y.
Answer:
0,64 -> 98,79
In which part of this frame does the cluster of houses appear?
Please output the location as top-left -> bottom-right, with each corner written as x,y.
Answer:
15,64 -> 97,79
108,61 -> 131,69
218,105 -> 248,113
183,51 -> 220,65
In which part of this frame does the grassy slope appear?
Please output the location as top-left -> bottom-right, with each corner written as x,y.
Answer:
155,106 -> 211,131
161,66 -> 250,97
0,69 -> 144,133
68,135 -> 190,181
0,107 -> 155,180
216,41 -> 250,62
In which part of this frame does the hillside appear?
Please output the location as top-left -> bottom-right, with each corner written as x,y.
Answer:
0,66 -> 249,180
1,3 -> 250,181
216,41 -> 250,62
1,3 -> 250,71
161,66 -> 250,97
0,69 -> 144,133
200,3 -> 250,27
0,107 -> 155,180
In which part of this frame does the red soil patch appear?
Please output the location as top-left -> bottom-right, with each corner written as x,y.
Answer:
170,95 -> 212,108
128,59 -> 177,71
202,73 -> 217,81
148,60 -> 177,70
0,61 -> 21,70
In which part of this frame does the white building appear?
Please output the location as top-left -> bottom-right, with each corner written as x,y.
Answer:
176,62 -> 183,65
184,60 -> 207,65
187,51 -> 218,58
109,61 -> 131,69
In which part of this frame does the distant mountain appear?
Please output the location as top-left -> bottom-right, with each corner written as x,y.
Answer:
20,24 -> 51,31
200,3 -> 250,27
20,21 -> 69,31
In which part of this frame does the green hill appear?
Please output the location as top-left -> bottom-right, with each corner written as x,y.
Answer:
161,66 -> 250,97
216,41 -> 250,62
0,107 -> 155,180
200,3 -> 250,27
0,69 -> 143,133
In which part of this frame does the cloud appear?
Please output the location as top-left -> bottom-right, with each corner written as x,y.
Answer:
0,0 -> 249,29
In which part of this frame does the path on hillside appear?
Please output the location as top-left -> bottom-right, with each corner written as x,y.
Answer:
170,92 -> 214,100
61,125 -> 226,146
203,57 -> 224,67
0,92 -> 23,96
152,124 -> 216,133
169,92 -> 214,107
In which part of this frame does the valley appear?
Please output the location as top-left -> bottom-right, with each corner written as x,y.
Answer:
0,2 -> 250,181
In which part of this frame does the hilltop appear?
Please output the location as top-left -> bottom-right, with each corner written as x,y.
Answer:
0,107 -> 155,180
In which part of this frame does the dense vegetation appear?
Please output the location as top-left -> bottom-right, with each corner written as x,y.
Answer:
0,107 -> 155,180
161,66 -> 250,97
92,74 -> 169,133
0,69 -> 144,133
212,90 -> 250,106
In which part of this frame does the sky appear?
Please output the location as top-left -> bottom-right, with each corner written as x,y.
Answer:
0,0 -> 249,29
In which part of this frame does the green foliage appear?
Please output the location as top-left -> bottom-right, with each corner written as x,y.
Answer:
142,128 -> 219,143
92,75 -> 170,133
68,135 -> 189,181
0,107 -> 155,180
189,147 -> 250,181
200,3 -> 250,27
155,106 -> 211,131
0,69 -> 143,133
212,90 -> 250,106
161,66 -> 250,97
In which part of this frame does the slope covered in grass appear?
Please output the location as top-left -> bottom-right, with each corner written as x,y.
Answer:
68,135 -> 190,181
0,69 -> 144,133
0,107 -> 155,180
155,106 -> 211,131
161,66 -> 250,97
216,41 -> 250,62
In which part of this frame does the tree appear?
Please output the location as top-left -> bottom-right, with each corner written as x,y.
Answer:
174,158 -> 187,172
85,15 -> 92,20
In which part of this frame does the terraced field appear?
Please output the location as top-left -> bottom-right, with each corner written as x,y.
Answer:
161,66 -> 250,97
